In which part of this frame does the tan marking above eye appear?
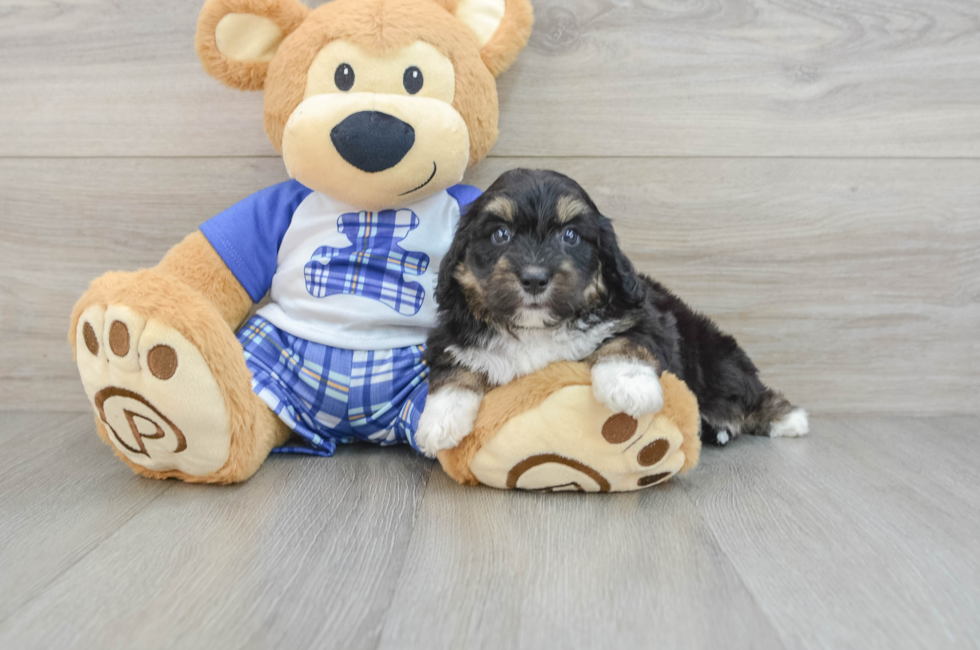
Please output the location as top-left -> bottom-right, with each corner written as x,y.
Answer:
556,196 -> 589,224
109,321 -> 130,357
305,40 -> 455,103
484,195 -> 516,222
82,322 -> 99,355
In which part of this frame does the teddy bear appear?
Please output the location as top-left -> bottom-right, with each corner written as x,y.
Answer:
69,0 -> 700,490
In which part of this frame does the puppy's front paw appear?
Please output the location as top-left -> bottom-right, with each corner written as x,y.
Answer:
416,388 -> 482,458
591,358 -> 664,418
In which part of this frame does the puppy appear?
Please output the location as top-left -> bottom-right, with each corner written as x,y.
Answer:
415,168 -> 809,456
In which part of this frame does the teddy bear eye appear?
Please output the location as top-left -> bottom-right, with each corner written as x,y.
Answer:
334,63 -> 355,91
403,66 -> 424,94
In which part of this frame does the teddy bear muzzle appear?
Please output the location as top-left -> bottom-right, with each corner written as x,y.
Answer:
282,92 -> 470,210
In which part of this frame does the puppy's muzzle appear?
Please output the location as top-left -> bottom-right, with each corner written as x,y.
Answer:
520,267 -> 551,296
330,111 -> 415,173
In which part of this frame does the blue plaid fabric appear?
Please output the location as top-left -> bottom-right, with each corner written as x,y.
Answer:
237,315 -> 429,456
303,209 -> 430,316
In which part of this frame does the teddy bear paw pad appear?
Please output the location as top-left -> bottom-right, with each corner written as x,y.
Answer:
75,305 -> 231,476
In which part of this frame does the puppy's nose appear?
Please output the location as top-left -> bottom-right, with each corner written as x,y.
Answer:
520,268 -> 551,295
330,111 -> 415,173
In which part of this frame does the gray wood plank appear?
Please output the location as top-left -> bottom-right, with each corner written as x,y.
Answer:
1,0 -> 979,157
0,411 -> 171,623
834,416 -> 980,511
376,470 -> 786,650
0,439 -> 434,650
682,416 -> 980,650
2,156 -> 977,414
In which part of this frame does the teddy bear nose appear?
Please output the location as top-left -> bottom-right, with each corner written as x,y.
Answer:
330,111 -> 415,173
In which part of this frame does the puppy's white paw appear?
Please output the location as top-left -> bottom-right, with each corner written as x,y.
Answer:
591,357 -> 664,418
770,408 -> 810,438
416,387 -> 482,458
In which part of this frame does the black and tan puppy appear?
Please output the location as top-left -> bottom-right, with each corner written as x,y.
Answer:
415,168 -> 808,456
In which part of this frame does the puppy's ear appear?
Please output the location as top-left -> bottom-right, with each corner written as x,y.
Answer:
597,215 -> 645,307
446,0 -> 534,76
435,205 -> 478,313
196,0 -> 310,91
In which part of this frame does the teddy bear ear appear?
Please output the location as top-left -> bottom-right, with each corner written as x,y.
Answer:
195,0 -> 311,91
449,0 -> 534,77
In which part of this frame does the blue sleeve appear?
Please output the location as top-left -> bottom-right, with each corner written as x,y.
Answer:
447,184 -> 482,212
200,180 -> 313,302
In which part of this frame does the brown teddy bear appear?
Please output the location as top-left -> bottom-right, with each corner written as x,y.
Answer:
69,0 -> 700,489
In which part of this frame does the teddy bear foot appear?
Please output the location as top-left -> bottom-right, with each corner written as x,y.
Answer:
437,364 -> 702,492
76,303 -> 233,478
470,386 -> 692,492
71,271 -> 286,484
502,411 -> 689,492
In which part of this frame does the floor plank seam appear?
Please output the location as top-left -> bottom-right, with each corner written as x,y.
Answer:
0,481 -> 176,631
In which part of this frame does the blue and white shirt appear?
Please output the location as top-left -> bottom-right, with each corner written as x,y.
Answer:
201,181 -> 481,350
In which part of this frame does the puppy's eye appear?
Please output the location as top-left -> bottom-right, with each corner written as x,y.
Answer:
491,227 -> 511,245
403,66 -> 424,94
561,228 -> 581,246
335,64 -> 355,91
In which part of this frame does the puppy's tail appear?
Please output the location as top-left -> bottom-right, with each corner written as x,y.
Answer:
743,387 -> 810,439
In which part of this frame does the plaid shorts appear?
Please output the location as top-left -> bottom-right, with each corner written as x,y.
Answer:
237,315 -> 429,457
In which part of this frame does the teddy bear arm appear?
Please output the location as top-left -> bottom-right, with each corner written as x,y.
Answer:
156,231 -> 254,330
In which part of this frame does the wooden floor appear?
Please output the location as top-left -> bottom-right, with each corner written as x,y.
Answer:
2,0 -> 980,647
0,412 -> 977,650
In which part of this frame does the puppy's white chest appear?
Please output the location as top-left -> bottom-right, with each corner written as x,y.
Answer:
448,321 -> 620,385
